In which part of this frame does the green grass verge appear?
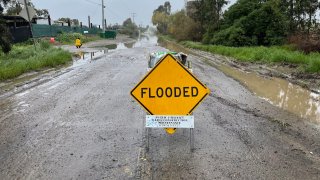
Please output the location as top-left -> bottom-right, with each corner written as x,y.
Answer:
0,41 -> 72,81
158,35 -> 176,42
181,41 -> 320,73
56,32 -> 103,45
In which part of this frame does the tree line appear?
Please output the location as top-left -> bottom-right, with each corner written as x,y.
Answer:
152,0 -> 320,50
0,0 -> 12,53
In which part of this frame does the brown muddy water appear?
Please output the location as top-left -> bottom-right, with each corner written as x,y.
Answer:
159,39 -> 320,125
219,65 -> 320,124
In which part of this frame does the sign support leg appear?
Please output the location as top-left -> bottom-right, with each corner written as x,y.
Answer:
146,128 -> 150,152
190,128 -> 194,152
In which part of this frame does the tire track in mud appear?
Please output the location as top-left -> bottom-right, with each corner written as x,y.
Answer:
191,51 -> 320,174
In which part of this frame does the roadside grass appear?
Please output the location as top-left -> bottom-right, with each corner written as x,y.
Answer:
158,35 -> 176,42
56,32 -> 103,45
181,41 -> 320,73
0,41 -> 72,81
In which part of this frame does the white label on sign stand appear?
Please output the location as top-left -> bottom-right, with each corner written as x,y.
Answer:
146,115 -> 194,128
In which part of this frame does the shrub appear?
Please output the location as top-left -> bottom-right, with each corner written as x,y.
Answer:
39,40 -> 51,50
212,24 -> 255,46
182,41 -> 320,73
0,45 -> 72,81
167,10 -> 202,41
56,32 -> 84,44
288,33 -> 320,53
119,18 -> 139,38
306,54 -> 320,72
213,2 -> 288,47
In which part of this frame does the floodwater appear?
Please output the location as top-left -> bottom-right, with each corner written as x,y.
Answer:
72,35 -> 158,67
93,35 -> 158,51
219,64 -> 320,124
72,50 -> 106,67
159,39 -> 320,124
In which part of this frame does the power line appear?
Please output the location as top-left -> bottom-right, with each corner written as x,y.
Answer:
84,0 -> 102,6
83,0 -> 131,25
131,12 -> 136,23
83,0 -> 106,29
102,0 -> 105,32
115,0 -> 131,12
107,8 -> 124,19
100,0 -> 136,23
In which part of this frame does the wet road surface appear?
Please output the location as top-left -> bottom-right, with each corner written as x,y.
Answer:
0,34 -> 320,179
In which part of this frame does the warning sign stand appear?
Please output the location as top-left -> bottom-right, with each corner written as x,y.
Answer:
144,115 -> 195,151
131,54 -> 210,152
144,122 -> 195,152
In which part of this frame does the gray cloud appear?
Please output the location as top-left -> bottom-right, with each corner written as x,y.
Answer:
32,0 -> 236,26
32,0 -> 185,26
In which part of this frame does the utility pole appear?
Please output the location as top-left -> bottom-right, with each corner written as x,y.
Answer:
102,0 -> 105,33
131,13 -> 136,24
88,16 -> 91,28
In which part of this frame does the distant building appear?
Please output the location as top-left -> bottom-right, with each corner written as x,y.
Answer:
36,17 -> 52,25
53,21 -> 66,26
3,16 -> 34,43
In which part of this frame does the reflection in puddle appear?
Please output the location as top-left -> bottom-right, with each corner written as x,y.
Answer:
104,44 -> 117,50
159,39 -> 320,124
71,35 -> 159,68
116,43 -> 129,50
72,50 -> 106,67
219,64 -> 320,124
125,42 -> 135,48
93,35 -> 159,51
93,43 -> 128,50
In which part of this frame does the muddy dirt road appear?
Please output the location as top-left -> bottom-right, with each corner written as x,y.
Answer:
0,34 -> 320,179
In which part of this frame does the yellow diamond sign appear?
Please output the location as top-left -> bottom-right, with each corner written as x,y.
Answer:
131,54 -> 210,115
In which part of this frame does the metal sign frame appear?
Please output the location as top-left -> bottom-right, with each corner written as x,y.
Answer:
131,53 -> 210,152
145,117 -> 195,152
130,53 -> 209,115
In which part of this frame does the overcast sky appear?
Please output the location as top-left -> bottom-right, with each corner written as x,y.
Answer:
32,0 -> 182,26
32,0 -> 235,27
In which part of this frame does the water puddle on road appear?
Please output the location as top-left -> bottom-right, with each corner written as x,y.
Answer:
100,43 -> 134,50
219,64 -> 320,124
92,42 -> 133,50
93,35 -> 159,50
72,41 -> 136,67
159,39 -> 320,124
72,50 -> 106,67
71,36 -> 154,67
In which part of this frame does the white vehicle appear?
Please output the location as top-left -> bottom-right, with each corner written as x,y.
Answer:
147,51 -> 191,72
